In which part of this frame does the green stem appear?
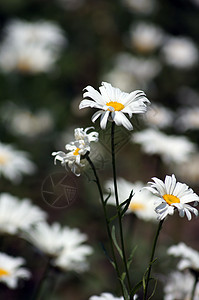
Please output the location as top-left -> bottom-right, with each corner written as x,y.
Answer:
86,154 -> 125,297
111,122 -> 131,295
143,219 -> 164,300
190,273 -> 198,300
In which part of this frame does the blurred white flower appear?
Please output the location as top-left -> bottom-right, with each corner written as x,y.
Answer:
130,22 -> 164,53
79,82 -> 150,130
104,69 -> 138,92
0,193 -> 46,235
52,127 -> 99,176
133,128 -> 196,164
56,0 -> 85,10
176,106 -> 199,131
144,104 -> 174,129
89,293 -> 124,300
161,36 -> 198,69
164,271 -> 199,300
0,19 -> 66,74
122,0 -> 156,14
0,252 -> 30,289
168,243 -> 199,271
0,142 -> 36,183
105,178 -> 157,222
175,153 -> 199,185
24,222 -> 93,272
2,104 -> 54,137
146,174 -> 199,220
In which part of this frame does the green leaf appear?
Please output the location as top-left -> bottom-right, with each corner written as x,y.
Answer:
111,226 -> 123,259
104,189 -> 111,205
120,190 -> 134,217
109,213 -> 118,223
119,279 -> 129,300
148,278 -> 157,300
130,280 -> 143,296
121,272 -> 126,282
127,245 -> 137,270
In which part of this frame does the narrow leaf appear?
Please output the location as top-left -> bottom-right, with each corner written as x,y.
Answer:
111,226 -> 123,259
104,189 -> 111,205
127,245 -> 137,270
120,190 -> 134,217
130,280 -> 143,296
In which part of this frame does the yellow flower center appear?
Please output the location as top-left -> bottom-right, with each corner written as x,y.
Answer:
106,101 -> 125,111
0,154 -> 9,165
0,269 -> 10,277
73,148 -> 80,156
163,194 -> 180,206
129,202 -> 145,211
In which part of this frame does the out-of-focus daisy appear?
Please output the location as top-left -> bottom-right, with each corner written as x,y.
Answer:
0,252 -> 30,289
130,22 -> 164,53
24,222 -> 93,272
56,0 -> 85,10
161,36 -> 198,69
0,193 -> 46,235
2,104 -> 54,137
176,107 -> 199,131
52,127 -> 98,176
79,82 -> 150,130
89,293 -> 124,300
144,104 -> 174,129
133,128 -> 196,164
175,153 -> 199,185
0,19 -> 66,74
146,174 -> 199,220
164,271 -> 199,300
105,178 -> 157,222
122,0 -> 156,15
0,142 -> 36,183
168,243 -> 199,271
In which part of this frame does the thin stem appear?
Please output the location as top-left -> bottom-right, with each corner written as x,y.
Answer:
111,122 -> 131,294
32,256 -> 51,300
86,154 -> 125,297
190,273 -> 198,300
143,219 -> 164,300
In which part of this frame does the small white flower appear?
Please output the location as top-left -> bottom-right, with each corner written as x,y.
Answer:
0,142 -> 36,183
79,82 -> 150,130
0,19 -> 66,73
105,178 -> 157,222
146,174 -> 199,220
168,243 -> 199,271
0,193 -> 46,235
161,36 -> 198,69
0,252 -> 30,289
133,128 -> 196,164
164,271 -> 199,300
89,292 -> 124,300
130,22 -> 164,53
24,222 -> 93,272
52,127 -> 98,176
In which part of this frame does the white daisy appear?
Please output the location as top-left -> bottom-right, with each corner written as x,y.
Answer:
89,292 -> 124,300
105,178 -> 157,222
52,127 -> 98,176
0,142 -> 36,183
24,222 -> 93,272
0,19 -> 66,73
79,82 -> 150,130
168,243 -> 199,271
0,252 -> 30,289
146,174 -> 199,220
0,193 -> 46,235
133,128 -> 196,164
164,270 -> 199,300
144,104 -> 174,129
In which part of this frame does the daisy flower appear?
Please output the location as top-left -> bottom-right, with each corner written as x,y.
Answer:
0,252 -> 30,289
0,142 -> 35,184
52,127 -> 98,176
168,243 -> 199,271
24,222 -> 93,272
146,174 -> 199,220
0,193 -> 47,235
79,82 -> 150,130
89,293 -> 124,300
105,178 -> 157,222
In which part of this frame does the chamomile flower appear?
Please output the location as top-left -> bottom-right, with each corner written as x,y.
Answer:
89,293 -> 124,300
79,82 -> 150,130
105,178 -> 157,222
0,142 -> 35,183
146,174 -> 199,220
0,193 -> 46,235
168,243 -> 199,271
52,127 -> 98,176
0,252 -> 30,289
24,222 -> 93,272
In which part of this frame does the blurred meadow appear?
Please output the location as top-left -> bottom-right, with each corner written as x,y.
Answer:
1,0 -> 199,299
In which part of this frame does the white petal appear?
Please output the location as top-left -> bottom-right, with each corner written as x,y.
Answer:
100,111 -> 110,129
